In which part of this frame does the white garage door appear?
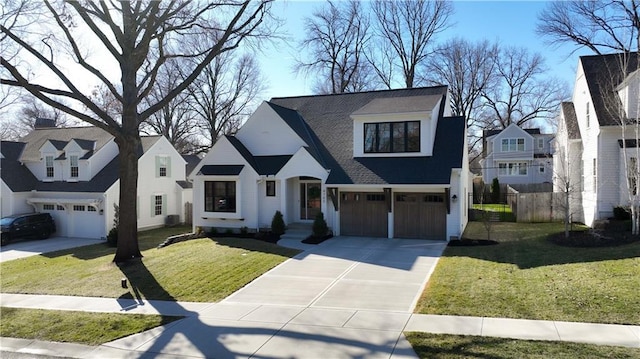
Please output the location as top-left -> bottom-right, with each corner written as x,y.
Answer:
70,205 -> 104,238
42,204 -> 69,237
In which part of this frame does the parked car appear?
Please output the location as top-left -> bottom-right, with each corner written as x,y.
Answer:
0,213 -> 56,245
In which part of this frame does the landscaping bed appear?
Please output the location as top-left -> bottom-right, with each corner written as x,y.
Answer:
549,230 -> 640,247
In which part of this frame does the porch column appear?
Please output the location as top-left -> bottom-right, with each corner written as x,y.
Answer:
280,179 -> 288,225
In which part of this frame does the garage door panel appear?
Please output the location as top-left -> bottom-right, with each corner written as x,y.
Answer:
340,192 -> 387,237
395,193 -> 446,240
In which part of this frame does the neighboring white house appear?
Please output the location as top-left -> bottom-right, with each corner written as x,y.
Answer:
1,125 -> 193,239
554,52 -> 640,226
191,87 -> 470,241
480,124 -> 554,186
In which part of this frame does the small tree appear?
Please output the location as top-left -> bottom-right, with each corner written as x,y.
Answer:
491,178 -> 501,203
106,203 -> 119,247
271,210 -> 285,236
312,212 -> 329,238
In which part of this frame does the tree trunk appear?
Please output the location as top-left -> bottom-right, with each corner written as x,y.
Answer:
113,133 -> 142,263
564,182 -> 570,238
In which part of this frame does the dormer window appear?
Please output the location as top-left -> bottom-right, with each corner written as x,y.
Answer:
70,155 -> 79,178
364,121 -> 420,153
45,155 -> 54,177
501,138 -> 525,152
156,156 -> 171,177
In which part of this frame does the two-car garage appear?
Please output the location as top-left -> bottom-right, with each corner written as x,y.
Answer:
339,191 -> 447,240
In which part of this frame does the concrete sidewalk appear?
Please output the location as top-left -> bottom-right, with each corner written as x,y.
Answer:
1,294 -> 638,358
0,235 -> 639,358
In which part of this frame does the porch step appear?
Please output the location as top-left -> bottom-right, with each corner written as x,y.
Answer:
281,222 -> 312,240
489,212 -> 501,222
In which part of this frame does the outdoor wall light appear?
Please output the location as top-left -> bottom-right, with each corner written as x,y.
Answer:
451,194 -> 458,202
121,278 -> 128,289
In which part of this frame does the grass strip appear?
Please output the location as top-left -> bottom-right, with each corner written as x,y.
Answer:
416,222 -> 640,324
406,332 -> 640,359
0,226 -> 301,302
0,307 -> 182,345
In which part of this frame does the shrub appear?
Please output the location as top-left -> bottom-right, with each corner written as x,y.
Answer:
312,212 -> 329,237
106,227 -> 118,247
613,206 -> 631,220
240,226 -> 249,235
491,178 -> 501,203
224,228 -> 234,235
208,227 -> 218,235
271,210 -> 285,235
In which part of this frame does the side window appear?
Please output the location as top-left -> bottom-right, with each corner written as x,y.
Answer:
45,155 -> 54,178
156,156 -> 171,177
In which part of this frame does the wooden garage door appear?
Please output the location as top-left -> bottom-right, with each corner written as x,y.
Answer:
340,192 -> 388,237
394,193 -> 446,239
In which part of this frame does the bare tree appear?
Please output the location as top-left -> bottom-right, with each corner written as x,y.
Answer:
371,0 -> 453,88
537,0 -> 639,54
1,0 -> 274,263
142,60 -> 199,154
481,47 -> 568,130
187,50 -> 265,150
424,38 -> 498,155
296,0 -> 372,94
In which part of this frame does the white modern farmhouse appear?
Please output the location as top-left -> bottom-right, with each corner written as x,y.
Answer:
1,125 -> 193,239
554,52 -> 639,225
191,87 -> 470,240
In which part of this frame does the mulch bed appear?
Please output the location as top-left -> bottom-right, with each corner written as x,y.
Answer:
448,239 -> 498,247
301,234 -> 333,245
548,230 -> 640,247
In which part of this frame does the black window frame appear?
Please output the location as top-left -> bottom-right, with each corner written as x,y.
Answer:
204,181 -> 237,213
266,180 -> 276,197
364,121 -> 420,153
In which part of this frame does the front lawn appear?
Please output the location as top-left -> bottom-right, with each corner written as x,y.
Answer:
0,307 -> 182,345
406,332 -> 640,359
0,226 -> 301,302
416,222 -> 640,325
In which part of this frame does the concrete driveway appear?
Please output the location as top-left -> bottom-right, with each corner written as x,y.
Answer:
0,236 -> 104,263
94,236 -> 447,358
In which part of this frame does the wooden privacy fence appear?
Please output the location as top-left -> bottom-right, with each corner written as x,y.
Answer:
507,186 -> 563,222
184,202 -> 193,225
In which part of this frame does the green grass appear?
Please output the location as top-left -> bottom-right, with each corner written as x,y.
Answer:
405,332 -> 640,359
0,226 -> 301,302
416,222 -> 640,325
472,203 -> 512,213
0,307 -> 182,345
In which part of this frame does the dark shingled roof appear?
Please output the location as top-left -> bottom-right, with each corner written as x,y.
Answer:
2,133 -> 163,193
580,52 -> 639,126
182,154 -> 201,177
1,141 -> 39,192
198,165 -> 244,176
561,102 -> 581,140
225,135 -> 293,175
19,127 -> 113,162
269,86 -> 464,185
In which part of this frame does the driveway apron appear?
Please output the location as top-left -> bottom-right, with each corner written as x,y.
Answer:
96,236 -> 446,359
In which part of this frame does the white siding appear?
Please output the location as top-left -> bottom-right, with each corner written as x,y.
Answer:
235,102 -> 307,156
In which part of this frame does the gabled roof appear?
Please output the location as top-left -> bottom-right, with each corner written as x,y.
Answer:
269,86 -> 462,185
225,135 -> 293,176
561,102 -> 581,140
199,165 -> 244,175
580,52 -> 639,126
182,155 -> 201,177
19,127 -> 113,162
483,127 -> 541,138
0,141 -> 39,192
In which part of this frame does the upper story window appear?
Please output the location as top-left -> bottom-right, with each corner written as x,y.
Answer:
45,155 -> 54,178
70,155 -> 79,178
501,138 -> 525,152
204,181 -> 236,212
586,102 -> 590,127
364,121 -> 420,153
537,138 -> 544,149
156,156 -> 170,177
498,162 -> 528,176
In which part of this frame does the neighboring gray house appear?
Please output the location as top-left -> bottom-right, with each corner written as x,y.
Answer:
191,86 -> 471,240
481,123 -> 554,186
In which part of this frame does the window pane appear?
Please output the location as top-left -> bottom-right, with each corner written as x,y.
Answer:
205,181 -> 236,213
378,123 -> 391,152
501,139 -> 508,152
364,123 -> 377,153
155,195 -> 163,216
392,122 -> 405,152
407,122 -> 420,152
517,138 -> 525,151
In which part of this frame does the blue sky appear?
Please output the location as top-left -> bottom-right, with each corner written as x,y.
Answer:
259,1 -> 592,100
